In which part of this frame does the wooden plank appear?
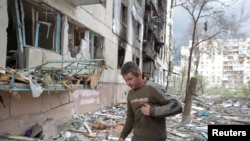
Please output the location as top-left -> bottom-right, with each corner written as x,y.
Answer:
0,134 -> 38,141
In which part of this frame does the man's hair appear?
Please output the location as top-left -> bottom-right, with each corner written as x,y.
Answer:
121,61 -> 140,76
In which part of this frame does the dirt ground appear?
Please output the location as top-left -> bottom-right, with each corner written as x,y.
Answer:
1,93 -> 249,141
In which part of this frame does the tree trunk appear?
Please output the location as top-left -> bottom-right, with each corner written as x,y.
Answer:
182,77 -> 197,122
166,59 -> 172,90
200,79 -> 204,94
179,67 -> 186,91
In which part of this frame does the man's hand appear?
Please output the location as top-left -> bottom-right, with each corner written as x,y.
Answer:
141,103 -> 150,116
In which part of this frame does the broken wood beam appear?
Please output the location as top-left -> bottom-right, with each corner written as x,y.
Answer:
167,128 -> 191,138
231,119 -> 250,124
0,134 -> 38,141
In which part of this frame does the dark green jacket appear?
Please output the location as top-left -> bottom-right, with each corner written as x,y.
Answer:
120,81 -> 182,141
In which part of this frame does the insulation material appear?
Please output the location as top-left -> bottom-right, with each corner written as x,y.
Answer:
76,31 -> 91,60
86,71 -> 101,88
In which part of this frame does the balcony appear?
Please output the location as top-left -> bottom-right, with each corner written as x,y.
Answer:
65,0 -> 105,6
143,42 -> 156,61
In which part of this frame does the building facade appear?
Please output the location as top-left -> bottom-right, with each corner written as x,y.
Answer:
0,0 -> 173,138
181,38 -> 250,89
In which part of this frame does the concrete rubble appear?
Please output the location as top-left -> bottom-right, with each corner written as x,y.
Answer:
0,94 -> 249,141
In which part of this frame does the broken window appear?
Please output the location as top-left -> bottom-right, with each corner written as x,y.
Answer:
121,3 -> 128,28
117,42 -> 125,68
6,0 -> 61,69
67,22 -> 104,60
134,21 -> 141,40
2,0 -> 107,92
89,33 -> 104,59
133,55 -> 139,66
68,23 -> 86,58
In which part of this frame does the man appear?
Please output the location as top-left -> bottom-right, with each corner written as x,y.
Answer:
118,61 -> 182,141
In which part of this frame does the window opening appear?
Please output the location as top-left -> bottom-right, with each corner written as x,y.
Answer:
121,3 -> 128,28
2,0 -> 108,93
118,42 -> 125,68
6,0 -> 61,69
89,33 -> 104,59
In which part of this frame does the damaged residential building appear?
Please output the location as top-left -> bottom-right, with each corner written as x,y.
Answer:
0,0 -> 174,139
181,38 -> 250,89
143,0 -> 173,86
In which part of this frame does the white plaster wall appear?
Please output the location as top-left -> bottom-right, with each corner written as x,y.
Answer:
40,0 -> 113,38
112,0 -> 142,45
0,0 -> 8,67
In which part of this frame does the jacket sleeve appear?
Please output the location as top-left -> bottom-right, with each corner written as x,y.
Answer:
146,83 -> 183,117
150,97 -> 182,117
119,97 -> 134,139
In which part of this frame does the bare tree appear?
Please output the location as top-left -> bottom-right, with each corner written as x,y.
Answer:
175,0 -> 250,122
179,63 -> 187,92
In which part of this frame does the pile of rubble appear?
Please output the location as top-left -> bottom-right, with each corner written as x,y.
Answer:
1,94 -> 249,141
46,94 -> 249,141
52,104 -> 128,141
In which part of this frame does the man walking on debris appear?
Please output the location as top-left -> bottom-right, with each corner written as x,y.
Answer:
118,61 -> 183,141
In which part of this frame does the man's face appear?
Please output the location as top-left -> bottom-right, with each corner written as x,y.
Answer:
122,72 -> 141,89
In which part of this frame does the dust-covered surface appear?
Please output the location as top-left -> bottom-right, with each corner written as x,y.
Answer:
1,94 -> 249,141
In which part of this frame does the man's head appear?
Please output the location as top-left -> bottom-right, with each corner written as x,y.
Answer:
121,61 -> 143,89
